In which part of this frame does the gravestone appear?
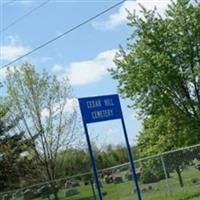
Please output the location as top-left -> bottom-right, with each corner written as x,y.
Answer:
64,188 -> 78,197
64,180 -> 79,197
125,172 -> 132,181
2,194 -> 10,200
71,181 -> 80,188
104,174 -> 113,184
65,181 -> 72,189
148,185 -> 153,191
38,185 -> 52,198
23,189 -> 35,200
114,176 -> 123,184
14,191 -> 22,199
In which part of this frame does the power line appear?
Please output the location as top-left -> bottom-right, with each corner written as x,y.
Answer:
0,0 -> 126,70
0,0 -> 51,34
2,0 -> 17,7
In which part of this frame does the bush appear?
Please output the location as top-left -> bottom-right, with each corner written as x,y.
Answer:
140,160 -> 165,184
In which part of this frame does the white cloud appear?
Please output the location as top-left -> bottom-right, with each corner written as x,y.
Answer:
0,36 -> 28,79
67,49 -> 117,86
16,0 -> 33,6
52,64 -> 63,72
0,45 -> 28,61
0,36 -> 29,61
41,98 -> 78,118
92,0 -> 173,30
0,36 -> 29,80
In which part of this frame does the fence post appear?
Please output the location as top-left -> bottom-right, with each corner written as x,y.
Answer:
160,154 -> 172,196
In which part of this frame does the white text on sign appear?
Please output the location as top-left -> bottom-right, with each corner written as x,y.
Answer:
86,99 -> 114,109
91,109 -> 114,120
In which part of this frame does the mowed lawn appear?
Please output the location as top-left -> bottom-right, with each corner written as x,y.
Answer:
14,166 -> 200,200
56,182 -> 200,200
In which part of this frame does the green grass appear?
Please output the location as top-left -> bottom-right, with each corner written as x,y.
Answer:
15,166 -> 200,200
66,166 -> 200,200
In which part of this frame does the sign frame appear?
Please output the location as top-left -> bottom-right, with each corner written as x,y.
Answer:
78,94 -> 142,200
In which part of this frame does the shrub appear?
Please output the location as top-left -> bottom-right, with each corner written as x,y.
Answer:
140,160 -> 165,184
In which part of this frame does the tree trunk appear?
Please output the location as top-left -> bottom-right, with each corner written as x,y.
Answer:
175,167 -> 184,188
49,182 -> 59,200
166,171 -> 170,179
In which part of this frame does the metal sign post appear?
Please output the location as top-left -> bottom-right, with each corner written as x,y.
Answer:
82,122 -> 103,200
121,116 -> 142,200
78,94 -> 142,200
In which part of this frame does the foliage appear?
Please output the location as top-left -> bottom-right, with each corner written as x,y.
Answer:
56,148 -> 90,177
110,0 -> 200,188
55,144 -> 133,177
137,108 -> 199,187
140,159 -> 165,184
0,98 -> 30,191
110,0 -> 200,140
5,64 -> 79,199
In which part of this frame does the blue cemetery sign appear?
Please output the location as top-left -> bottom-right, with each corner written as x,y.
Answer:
78,94 -> 142,200
79,94 -> 122,124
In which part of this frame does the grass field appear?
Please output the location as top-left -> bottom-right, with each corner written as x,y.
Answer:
5,166 -> 200,200
39,166 -> 200,200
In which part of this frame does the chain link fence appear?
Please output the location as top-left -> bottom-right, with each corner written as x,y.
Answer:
1,143 -> 200,200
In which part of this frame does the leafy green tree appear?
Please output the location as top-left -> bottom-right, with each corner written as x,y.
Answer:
138,107 -> 199,187
56,148 -> 90,177
5,64 -> 79,199
111,0 -> 200,187
111,0 -> 200,142
140,159 -> 165,184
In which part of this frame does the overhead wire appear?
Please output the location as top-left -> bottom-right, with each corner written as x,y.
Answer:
0,0 -> 126,70
0,0 -> 51,34
2,0 -> 17,7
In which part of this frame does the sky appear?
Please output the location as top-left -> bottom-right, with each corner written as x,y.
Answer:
0,0 -> 173,148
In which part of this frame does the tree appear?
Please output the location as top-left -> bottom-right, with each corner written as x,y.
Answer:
5,64 -> 79,200
56,148 -> 90,177
137,106 -> 200,187
110,0 -> 200,187
140,159 -> 165,184
110,0 -> 200,143
0,97 -> 31,191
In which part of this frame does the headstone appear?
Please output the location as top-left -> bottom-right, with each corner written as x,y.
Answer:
71,181 -> 80,188
23,189 -> 35,200
148,185 -> 153,191
64,188 -> 78,197
38,185 -> 52,198
14,191 -> 22,199
141,187 -> 148,192
104,175 -> 113,184
125,172 -> 132,181
2,194 -> 10,200
11,193 -> 16,200
191,177 -> 199,184
114,176 -> 123,184
65,181 -> 72,189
